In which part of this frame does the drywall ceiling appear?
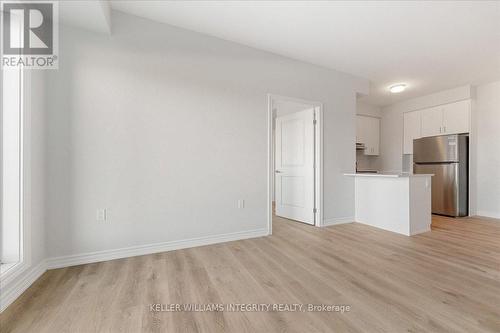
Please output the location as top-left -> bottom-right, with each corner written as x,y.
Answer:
109,0 -> 500,106
60,0 -> 111,34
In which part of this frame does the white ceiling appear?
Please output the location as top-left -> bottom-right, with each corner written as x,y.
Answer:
60,0 -> 111,34
89,1 -> 499,106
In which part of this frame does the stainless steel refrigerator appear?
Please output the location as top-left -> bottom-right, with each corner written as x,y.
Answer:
413,134 -> 468,217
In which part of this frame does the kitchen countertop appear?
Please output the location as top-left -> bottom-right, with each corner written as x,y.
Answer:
344,173 -> 434,178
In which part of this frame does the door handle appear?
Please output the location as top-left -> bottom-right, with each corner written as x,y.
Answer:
275,170 -> 283,173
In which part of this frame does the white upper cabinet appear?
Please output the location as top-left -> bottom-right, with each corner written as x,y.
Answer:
421,106 -> 443,137
420,100 -> 471,137
356,115 -> 365,144
442,100 -> 471,135
356,115 -> 380,156
403,99 -> 471,155
403,111 -> 421,154
366,117 -> 380,155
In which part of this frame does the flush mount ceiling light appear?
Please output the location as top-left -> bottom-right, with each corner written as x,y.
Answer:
389,84 -> 406,93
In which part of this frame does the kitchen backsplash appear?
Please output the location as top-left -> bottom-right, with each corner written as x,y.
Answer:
356,150 -> 380,171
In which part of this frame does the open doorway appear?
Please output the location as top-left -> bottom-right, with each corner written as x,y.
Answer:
267,94 -> 323,234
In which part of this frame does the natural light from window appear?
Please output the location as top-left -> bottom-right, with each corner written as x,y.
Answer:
1,11 -> 23,275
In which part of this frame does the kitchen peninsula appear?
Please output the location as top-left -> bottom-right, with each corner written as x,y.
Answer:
345,173 -> 433,236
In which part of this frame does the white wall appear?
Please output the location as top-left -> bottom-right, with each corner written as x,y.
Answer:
45,12 -> 368,259
357,101 -> 381,118
475,80 -> 500,218
29,71 -> 47,266
380,85 -> 473,172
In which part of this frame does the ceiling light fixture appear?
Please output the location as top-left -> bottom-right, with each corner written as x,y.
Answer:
389,84 -> 406,93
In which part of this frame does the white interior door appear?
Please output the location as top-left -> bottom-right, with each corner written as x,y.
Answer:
275,108 -> 315,225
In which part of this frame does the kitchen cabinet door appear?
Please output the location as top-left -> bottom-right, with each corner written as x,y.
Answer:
421,106 -> 443,137
356,115 -> 365,143
442,100 -> 470,135
364,116 -> 380,155
403,111 -> 421,154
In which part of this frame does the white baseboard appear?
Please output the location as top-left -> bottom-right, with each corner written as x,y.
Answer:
0,228 -> 267,314
47,227 -> 268,269
0,260 -> 47,313
410,226 -> 431,236
322,216 -> 354,227
476,211 -> 500,220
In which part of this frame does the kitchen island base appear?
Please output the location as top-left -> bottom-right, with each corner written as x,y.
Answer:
345,173 -> 433,236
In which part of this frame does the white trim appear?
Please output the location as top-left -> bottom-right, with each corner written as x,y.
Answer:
357,113 -> 381,119
21,69 -> 32,268
0,261 -> 29,287
47,228 -> 268,269
315,105 -> 324,227
0,228 -> 268,313
267,94 -> 324,232
0,260 -> 47,313
409,226 -> 431,236
475,212 -> 500,220
267,96 -> 274,235
322,217 -> 354,227
1,61 -> 31,279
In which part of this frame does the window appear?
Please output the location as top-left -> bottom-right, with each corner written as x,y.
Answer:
1,11 -> 24,275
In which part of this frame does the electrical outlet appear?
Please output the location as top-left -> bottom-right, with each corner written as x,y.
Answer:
238,199 -> 245,209
97,208 -> 107,222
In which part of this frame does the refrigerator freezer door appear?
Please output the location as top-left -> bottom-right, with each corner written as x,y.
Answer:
413,135 -> 459,163
414,163 -> 461,216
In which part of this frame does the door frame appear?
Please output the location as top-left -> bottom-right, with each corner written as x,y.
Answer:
267,94 -> 323,234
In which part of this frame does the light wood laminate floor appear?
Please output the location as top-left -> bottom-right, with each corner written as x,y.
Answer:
1,215 -> 500,332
